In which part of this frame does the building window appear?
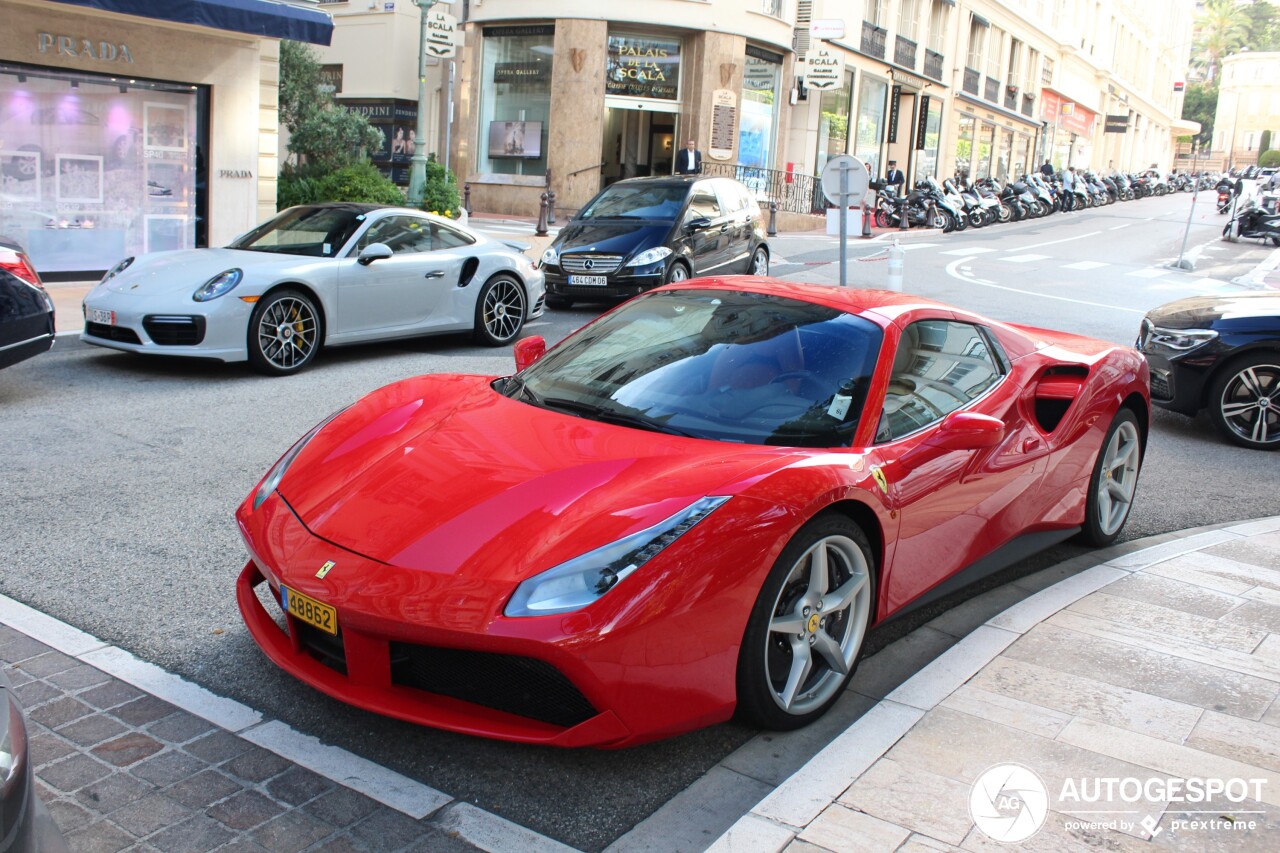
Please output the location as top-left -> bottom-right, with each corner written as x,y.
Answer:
927,0 -> 948,54
966,17 -> 986,71
854,75 -> 888,177
606,33 -> 682,102
866,0 -> 888,28
974,122 -> 996,180
815,71 -> 854,174
478,26 -> 555,177
986,27 -> 1004,81
0,63 -> 206,273
740,48 -> 782,169
955,113 -> 975,179
897,0 -> 920,41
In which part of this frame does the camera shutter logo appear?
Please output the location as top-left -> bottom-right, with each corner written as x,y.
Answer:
970,763 -> 1049,843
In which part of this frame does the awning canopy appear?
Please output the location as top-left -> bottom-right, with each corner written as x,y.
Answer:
47,0 -> 334,46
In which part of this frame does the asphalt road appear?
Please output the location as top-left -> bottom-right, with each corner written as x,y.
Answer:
2,192 -> 1277,852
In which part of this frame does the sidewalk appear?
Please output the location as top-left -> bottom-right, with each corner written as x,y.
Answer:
711,516 -> 1280,853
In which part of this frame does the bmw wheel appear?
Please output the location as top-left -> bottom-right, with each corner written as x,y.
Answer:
750,246 -> 770,276
1077,409 -> 1143,546
248,289 -> 321,376
1208,354 -> 1280,450
473,274 -> 526,346
737,512 -> 874,729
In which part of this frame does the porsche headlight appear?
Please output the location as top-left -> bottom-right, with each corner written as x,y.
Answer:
252,407 -> 348,510
101,256 -> 134,283
626,246 -> 673,267
193,268 -> 243,302
1147,326 -> 1218,352
540,246 -> 559,267
504,496 -> 730,617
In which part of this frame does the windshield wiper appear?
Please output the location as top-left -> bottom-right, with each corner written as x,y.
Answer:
503,375 -> 542,405
540,396 -> 699,438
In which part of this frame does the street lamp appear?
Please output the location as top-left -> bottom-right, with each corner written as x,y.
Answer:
408,0 -> 453,207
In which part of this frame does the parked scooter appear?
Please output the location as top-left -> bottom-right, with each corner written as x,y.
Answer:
1222,196 -> 1280,246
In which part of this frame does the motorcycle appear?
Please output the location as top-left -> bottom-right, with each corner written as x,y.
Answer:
1216,181 -> 1236,214
1222,196 -> 1280,246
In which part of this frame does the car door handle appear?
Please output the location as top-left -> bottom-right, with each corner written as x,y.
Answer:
424,270 -> 446,279
719,225 -> 729,233
1022,437 -> 1042,453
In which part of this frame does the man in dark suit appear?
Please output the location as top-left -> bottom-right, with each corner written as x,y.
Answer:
885,160 -> 904,195
676,140 -> 702,175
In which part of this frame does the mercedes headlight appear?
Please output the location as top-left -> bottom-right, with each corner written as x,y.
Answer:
101,256 -> 134,283
540,246 -> 559,267
253,408 -> 348,510
193,268 -> 243,302
1147,326 -> 1218,352
626,246 -> 673,267
505,496 -> 729,617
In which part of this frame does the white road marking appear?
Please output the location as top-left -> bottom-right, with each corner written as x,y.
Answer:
1061,261 -> 1109,270
1014,230 -> 1103,251
1000,254 -> 1051,263
939,247 -> 997,255
942,256 -> 1144,314
1110,223 -> 1132,230
0,593 -> 575,849
1127,268 -> 1172,278
897,243 -> 939,251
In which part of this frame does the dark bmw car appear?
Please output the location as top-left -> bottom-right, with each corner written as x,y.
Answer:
1138,292 -> 1280,449
540,176 -> 769,307
0,239 -> 55,369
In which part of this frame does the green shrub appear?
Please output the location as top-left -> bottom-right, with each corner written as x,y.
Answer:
1259,149 -> 1280,168
418,154 -> 461,215
277,169 -> 322,210
316,162 -> 406,205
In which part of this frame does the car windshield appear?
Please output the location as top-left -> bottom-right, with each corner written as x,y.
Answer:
578,185 -> 688,221
508,289 -> 883,447
228,207 -> 367,257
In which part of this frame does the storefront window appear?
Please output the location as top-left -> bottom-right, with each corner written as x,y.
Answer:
0,64 -> 204,273
1012,133 -> 1031,179
955,114 -> 975,179
607,33 -> 681,101
478,26 -> 554,176
916,97 -> 943,178
815,71 -> 853,174
740,49 -> 781,169
854,75 -> 888,178
996,128 -> 1013,180
974,122 -> 996,180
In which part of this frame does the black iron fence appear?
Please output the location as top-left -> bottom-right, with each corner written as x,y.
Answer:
963,67 -> 980,95
924,50 -> 944,81
894,36 -> 917,69
861,21 -> 887,59
702,163 -> 825,215
984,76 -> 1000,102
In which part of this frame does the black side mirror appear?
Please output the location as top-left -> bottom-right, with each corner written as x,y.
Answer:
684,217 -> 712,232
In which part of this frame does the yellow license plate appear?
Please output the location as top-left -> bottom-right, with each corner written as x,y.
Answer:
281,586 -> 338,635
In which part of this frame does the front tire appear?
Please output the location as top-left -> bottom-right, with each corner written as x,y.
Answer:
248,289 -> 321,376
1208,354 -> 1280,450
749,246 -> 770,276
473,274 -> 526,346
1077,409 -> 1143,546
736,512 -> 875,730
665,260 -> 691,284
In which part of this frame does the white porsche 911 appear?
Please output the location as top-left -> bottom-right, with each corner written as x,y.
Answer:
81,204 -> 545,375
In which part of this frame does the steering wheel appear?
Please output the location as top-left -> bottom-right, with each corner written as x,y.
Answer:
769,371 -> 832,399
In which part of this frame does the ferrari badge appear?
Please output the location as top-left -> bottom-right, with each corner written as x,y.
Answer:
871,466 -> 888,494
316,560 -> 336,579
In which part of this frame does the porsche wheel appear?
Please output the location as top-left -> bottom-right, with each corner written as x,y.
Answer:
1078,409 -> 1142,546
473,274 -> 526,346
737,513 -> 874,729
1208,354 -> 1280,450
749,246 -> 770,276
248,289 -> 320,376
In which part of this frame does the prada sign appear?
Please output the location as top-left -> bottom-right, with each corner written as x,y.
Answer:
38,31 -> 133,63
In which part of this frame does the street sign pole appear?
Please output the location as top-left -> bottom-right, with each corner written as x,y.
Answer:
821,155 -> 869,287
839,164 -> 848,285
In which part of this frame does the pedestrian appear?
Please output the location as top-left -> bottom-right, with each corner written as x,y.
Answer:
1062,166 -> 1078,211
1039,160 -> 1054,178
676,140 -> 702,175
885,160 -> 904,195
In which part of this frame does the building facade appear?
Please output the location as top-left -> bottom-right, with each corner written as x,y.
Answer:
1212,52 -> 1280,170
0,0 -> 331,275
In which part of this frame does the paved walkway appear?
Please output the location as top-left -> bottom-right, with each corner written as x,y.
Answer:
711,516 -> 1280,853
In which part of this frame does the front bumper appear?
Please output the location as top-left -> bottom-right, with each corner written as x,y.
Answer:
80,288 -> 251,363
543,267 -> 665,301
1138,344 -> 1225,416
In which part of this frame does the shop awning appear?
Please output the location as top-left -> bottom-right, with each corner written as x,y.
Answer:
47,0 -> 334,45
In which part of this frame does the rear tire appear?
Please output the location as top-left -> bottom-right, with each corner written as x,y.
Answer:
1076,409 -> 1143,546
472,274 -> 526,346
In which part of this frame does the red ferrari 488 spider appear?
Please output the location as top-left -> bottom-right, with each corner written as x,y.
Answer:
236,278 -> 1149,747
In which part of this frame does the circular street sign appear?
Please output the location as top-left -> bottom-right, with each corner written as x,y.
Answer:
820,154 -> 869,205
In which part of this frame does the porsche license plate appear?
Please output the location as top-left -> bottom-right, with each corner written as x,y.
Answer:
281,586 -> 338,635
568,275 -> 608,286
86,307 -> 115,325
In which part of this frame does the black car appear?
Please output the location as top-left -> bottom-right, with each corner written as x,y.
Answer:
540,176 -> 769,307
2,667 -> 69,853
1138,292 -> 1280,450
0,239 -> 55,369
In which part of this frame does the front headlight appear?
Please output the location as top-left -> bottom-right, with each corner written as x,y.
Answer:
252,407 -> 348,510
193,268 -> 243,302
504,496 -> 729,617
626,246 -> 673,267
541,246 -> 559,267
102,256 -> 134,283
1146,326 -> 1218,352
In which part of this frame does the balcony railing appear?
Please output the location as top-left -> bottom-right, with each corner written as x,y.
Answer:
1004,87 -> 1018,110
701,163 -> 825,215
861,21 -> 887,59
924,50 -> 944,81
984,76 -> 1000,102
963,67 -> 980,95
1022,94 -> 1035,117
894,36 -> 917,69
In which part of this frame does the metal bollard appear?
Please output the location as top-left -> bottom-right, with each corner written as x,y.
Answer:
535,192 -> 549,237
886,239 -> 904,292
463,182 -> 471,212
861,203 -> 872,238
547,188 -> 557,226
767,200 -> 778,236
899,201 -> 909,230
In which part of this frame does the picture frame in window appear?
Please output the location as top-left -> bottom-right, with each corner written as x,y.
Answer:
1,149 -> 42,201
55,154 -> 103,204
143,102 -> 189,153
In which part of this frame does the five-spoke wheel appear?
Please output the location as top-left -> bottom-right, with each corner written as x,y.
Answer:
1078,408 -> 1143,545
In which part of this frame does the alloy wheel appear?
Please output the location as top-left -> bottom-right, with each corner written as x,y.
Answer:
482,277 -> 525,343
1095,419 -> 1141,536
257,295 -> 317,371
1217,362 -> 1280,448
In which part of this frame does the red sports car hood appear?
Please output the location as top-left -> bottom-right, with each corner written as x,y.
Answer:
277,374 -> 790,581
